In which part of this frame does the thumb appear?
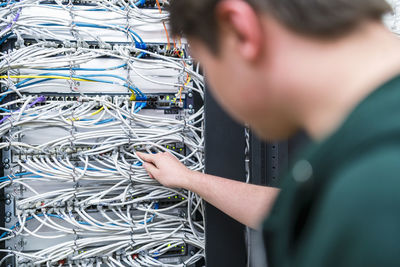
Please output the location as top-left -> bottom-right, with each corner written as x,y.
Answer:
136,152 -> 156,164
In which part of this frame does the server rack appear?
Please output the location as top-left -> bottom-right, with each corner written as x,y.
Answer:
0,1 -> 312,266
0,1 -> 205,266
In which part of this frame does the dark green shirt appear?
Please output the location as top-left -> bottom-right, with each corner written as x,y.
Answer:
263,75 -> 400,267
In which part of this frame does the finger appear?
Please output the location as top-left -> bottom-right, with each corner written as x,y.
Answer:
164,151 -> 178,160
164,151 -> 181,163
136,152 -> 156,164
143,162 -> 159,179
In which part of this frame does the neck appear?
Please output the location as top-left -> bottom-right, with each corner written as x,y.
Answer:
290,23 -> 400,141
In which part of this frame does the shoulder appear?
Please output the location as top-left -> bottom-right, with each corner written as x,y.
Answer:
326,144 -> 400,206
291,145 -> 400,267
308,143 -> 400,244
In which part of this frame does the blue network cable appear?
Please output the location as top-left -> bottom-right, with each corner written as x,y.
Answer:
0,202 -> 159,239
0,0 -> 149,48
94,101 -> 146,125
0,214 -> 93,239
0,172 -> 35,183
0,163 -> 143,183
9,72 -> 147,100
42,0 -> 146,11
0,2 -> 15,7
39,22 -> 146,49
0,90 -> 146,124
39,63 -> 127,72
0,33 -> 13,45
120,0 -> 147,9
0,107 -> 11,112
135,0 -> 147,7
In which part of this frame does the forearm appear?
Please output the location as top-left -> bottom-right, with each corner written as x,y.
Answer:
183,171 -> 280,229
137,151 -> 279,228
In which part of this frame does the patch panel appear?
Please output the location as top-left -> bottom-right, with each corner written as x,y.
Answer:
12,40 -> 189,58
15,93 -> 194,110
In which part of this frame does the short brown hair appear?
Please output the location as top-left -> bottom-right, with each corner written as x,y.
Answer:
169,0 -> 392,52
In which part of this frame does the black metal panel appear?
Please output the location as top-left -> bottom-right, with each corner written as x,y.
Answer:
250,134 -> 288,188
250,132 -> 310,188
204,89 -> 247,267
248,133 -> 309,267
248,135 -> 288,267
266,142 -> 288,187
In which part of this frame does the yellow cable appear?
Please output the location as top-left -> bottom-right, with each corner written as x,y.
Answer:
185,76 -> 192,86
2,76 -> 137,118
90,106 -> 104,116
69,106 -> 105,122
0,75 -> 94,83
178,76 -> 192,103
1,74 -> 139,102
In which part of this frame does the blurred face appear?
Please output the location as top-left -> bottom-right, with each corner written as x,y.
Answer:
189,38 -> 298,141
184,1 -> 301,141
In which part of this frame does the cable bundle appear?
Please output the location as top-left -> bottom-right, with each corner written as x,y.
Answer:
0,1 -> 205,266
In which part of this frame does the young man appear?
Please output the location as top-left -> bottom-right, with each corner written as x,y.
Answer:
138,0 -> 400,266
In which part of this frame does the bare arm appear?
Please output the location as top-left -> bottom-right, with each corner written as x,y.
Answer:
137,152 -> 280,229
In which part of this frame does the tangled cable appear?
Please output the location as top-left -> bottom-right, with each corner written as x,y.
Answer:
0,1 -> 205,266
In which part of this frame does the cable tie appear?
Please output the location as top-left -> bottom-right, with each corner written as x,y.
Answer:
130,227 -> 135,243
5,136 -> 12,150
73,240 -> 78,253
128,173 -> 134,186
11,230 -> 17,238
71,170 -> 77,184
181,120 -> 187,136
5,51 -> 11,87
7,174 -> 14,186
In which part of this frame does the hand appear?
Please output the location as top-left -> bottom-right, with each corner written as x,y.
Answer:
136,151 -> 193,189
